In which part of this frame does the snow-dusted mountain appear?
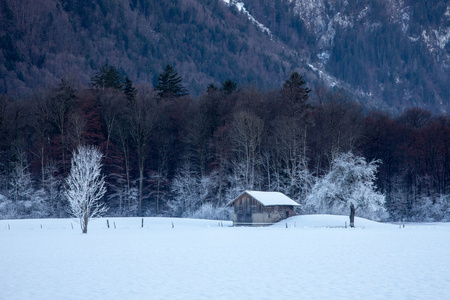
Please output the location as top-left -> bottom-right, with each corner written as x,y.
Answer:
1,0 -> 448,112
288,0 -> 449,111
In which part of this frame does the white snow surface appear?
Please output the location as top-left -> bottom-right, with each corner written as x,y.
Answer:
1,215 -> 450,300
228,190 -> 299,206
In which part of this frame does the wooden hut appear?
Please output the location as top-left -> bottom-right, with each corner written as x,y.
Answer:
226,190 -> 299,226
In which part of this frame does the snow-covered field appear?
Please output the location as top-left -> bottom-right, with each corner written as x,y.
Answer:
1,215 -> 449,300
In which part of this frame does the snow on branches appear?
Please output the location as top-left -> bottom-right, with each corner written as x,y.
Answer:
305,152 -> 387,221
65,145 -> 107,233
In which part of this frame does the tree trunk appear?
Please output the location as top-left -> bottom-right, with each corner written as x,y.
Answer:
82,213 -> 89,234
350,203 -> 355,228
138,167 -> 144,217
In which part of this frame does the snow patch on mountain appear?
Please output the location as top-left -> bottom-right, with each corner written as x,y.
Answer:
307,63 -> 338,87
434,28 -> 450,50
292,0 -> 328,34
222,0 -> 273,38
386,0 -> 410,34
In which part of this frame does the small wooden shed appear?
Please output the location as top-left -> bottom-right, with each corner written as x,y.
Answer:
226,190 -> 299,226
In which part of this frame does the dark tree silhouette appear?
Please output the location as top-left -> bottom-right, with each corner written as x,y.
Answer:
123,76 -> 137,101
220,79 -> 237,95
90,63 -> 124,91
280,72 -> 311,115
156,65 -> 189,98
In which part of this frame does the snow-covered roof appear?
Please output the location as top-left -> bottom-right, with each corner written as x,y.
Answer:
227,190 -> 299,207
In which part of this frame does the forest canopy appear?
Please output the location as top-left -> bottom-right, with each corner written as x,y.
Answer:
0,67 -> 449,222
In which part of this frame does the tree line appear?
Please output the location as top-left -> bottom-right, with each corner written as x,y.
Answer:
0,64 -> 449,221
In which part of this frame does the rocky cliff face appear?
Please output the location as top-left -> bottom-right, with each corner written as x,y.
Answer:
294,0 -> 449,64
290,0 -> 449,112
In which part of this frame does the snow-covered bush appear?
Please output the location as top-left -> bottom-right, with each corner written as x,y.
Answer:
8,152 -> 34,204
0,151 -> 54,219
409,195 -> 450,222
168,164 -> 231,219
305,152 -> 387,221
190,203 -> 232,220
168,164 -> 212,217
0,193 -> 16,219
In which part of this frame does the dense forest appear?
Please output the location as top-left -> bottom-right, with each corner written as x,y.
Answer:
0,64 -> 449,221
1,0 -> 449,112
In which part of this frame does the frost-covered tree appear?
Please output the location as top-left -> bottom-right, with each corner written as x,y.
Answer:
305,152 -> 386,221
169,165 -> 206,217
9,151 -> 34,204
6,151 -> 50,218
274,160 -> 314,206
65,145 -> 107,233
42,161 -> 63,217
168,163 -> 222,218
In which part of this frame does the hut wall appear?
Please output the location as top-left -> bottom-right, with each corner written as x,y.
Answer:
231,193 -> 297,225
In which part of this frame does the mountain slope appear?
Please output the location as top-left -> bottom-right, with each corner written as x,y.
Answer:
0,0 -> 448,112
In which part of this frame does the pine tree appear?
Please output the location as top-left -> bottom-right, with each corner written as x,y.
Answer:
123,76 -> 137,101
90,63 -> 124,90
281,72 -> 310,115
156,65 -> 188,98
220,79 -> 237,95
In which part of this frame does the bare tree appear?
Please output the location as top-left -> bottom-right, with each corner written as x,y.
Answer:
128,87 -> 156,216
65,145 -> 107,233
67,111 -> 86,147
230,110 -> 264,189
98,89 -> 126,159
47,79 -> 75,174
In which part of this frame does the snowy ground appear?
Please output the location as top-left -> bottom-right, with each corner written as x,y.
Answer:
1,215 -> 449,300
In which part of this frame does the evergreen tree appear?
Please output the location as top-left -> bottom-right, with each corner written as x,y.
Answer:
123,76 -> 137,101
281,72 -> 310,114
206,83 -> 218,95
156,65 -> 188,98
220,79 -> 237,95
90,63 -> 124,90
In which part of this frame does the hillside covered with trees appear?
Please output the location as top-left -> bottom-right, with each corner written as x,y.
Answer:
1,0 -> 449,112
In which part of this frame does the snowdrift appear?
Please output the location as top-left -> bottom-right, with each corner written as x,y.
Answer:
273,214 -> 393,229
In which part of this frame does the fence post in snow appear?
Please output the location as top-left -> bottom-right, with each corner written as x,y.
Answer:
107,219 -> 110,228
8,224 -> 10,230
114,222 -> 116,229
71,223 -> 73,229
172,222 -> 174,228
141,218 -> 144,228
